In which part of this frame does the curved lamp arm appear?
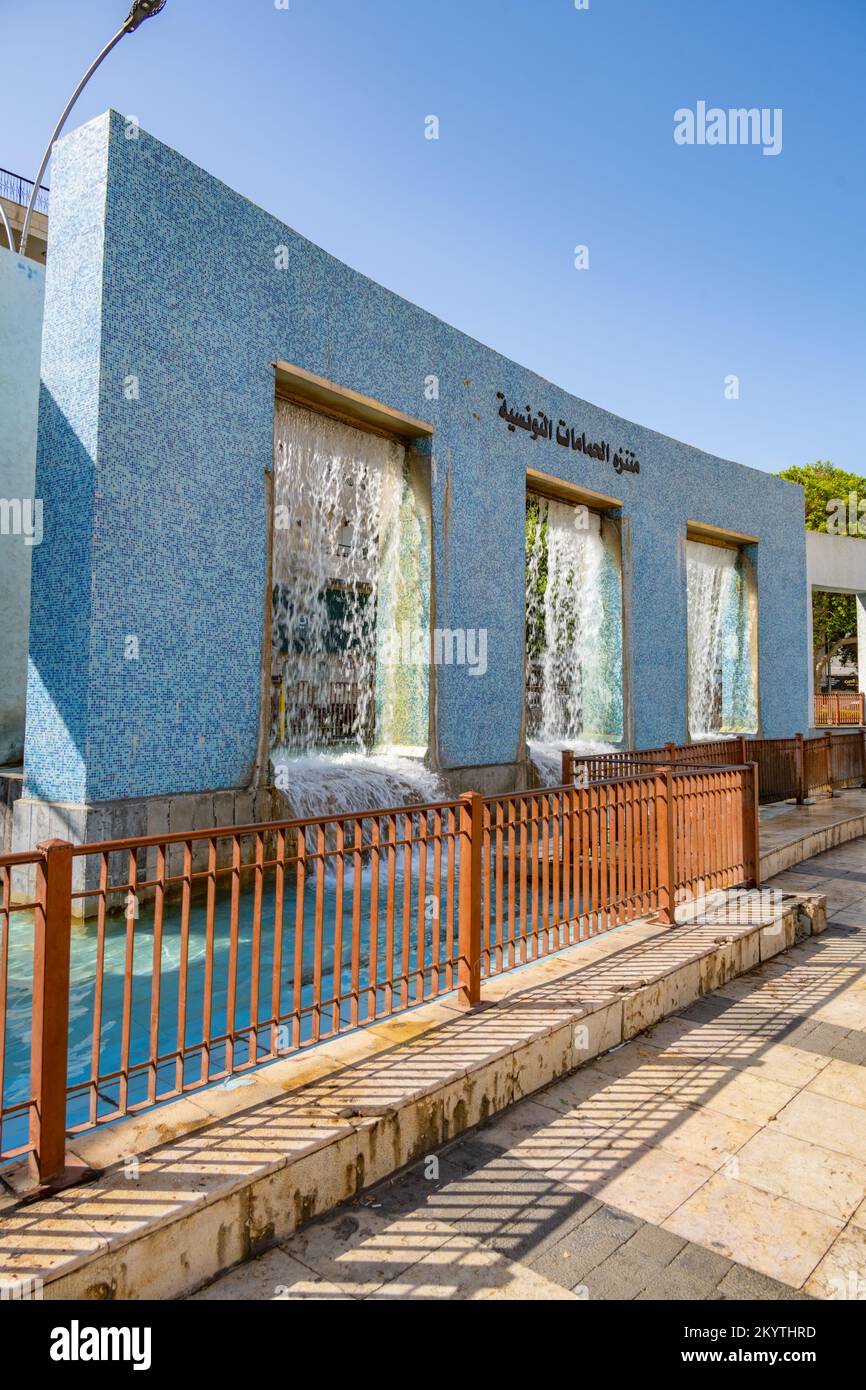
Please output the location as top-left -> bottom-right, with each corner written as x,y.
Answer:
18,1 -> 167,260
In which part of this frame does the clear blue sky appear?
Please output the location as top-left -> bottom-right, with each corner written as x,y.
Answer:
3,0 -> 864,473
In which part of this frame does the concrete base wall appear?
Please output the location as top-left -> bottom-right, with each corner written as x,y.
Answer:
439,760 -> 539,797
11,784 -> 277,914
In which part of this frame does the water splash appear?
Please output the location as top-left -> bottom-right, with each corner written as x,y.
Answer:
687,540 -> 756,737
526,496 -> 623,743
272,750 -> 443,821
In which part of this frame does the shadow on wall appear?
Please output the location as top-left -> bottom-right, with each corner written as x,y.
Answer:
23,384 -> 267,807
23,385 -> 94,803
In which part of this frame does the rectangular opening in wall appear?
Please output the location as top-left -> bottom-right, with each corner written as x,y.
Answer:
525,485 -> 624,758
270,393 -> 433,772
686,527 -> 758,739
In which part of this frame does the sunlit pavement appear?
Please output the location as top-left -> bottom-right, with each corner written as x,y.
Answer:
192,840 -> 866,1301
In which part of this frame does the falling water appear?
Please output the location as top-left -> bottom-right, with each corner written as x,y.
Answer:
687,540 -> 756,738
526,496 -> 623,773
270,400 -> 440,817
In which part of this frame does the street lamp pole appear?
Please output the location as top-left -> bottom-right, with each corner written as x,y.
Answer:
18,0 -> 167,260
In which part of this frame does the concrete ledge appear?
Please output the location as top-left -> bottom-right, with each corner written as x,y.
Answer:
0,890 -> 822,1301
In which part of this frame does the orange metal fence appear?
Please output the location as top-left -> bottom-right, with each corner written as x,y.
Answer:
564,731 -> 866,806
814,692 -> 865,727
829,731 -> 866,788
0,765 -> 759,1184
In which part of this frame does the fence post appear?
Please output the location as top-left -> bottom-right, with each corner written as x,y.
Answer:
30,838 -> 73,1185
654,766 -> 677,925
860,693 -> 865,727
561,749 -> 573,786
743,763 -> 760,887
664,742 -> 676,761
737,736 -> 748,766
795,732 -> 805,805
457,792 -> 483,1010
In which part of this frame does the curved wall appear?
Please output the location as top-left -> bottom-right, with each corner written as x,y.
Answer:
24,111 -> 809,803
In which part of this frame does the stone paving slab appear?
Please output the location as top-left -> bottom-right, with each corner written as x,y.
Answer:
192,838 -> 866,1301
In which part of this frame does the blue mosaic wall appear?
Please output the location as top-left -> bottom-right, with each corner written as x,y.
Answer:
25,110 -> 809,803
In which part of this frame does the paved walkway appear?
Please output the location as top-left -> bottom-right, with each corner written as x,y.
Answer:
759,787 -> 866,877
192,838 -> 866,1301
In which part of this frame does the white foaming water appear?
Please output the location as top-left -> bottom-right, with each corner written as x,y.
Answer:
272,750 -> 444,821
687,540 -> 739,739
528,738 -> 617,787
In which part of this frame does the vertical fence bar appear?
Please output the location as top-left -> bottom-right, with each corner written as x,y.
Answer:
292,831 -> 306,1048
174,842 -> 191,1093
561,749 -> 573,785
830,732 -> 837,792
30,839 -> 72,1183
271,829 -> 286,1052
201,839 -> 216,1083
457,792 -> 482,1009
654,769 -> 677,925
743,762 -> 760,887
89,852 -> 108,1124
249,832 -> 264,1061
795,732 -> 805,805
148,843 -> 166,1102
226,836 -> 242,1071
332,822 -> 345,1032
430,811 -> 441,996
312,824 -> 326,1042
369,817 -> 381,1012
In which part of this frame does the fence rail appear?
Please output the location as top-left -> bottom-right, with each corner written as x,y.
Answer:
563,731 -> 866,807
815,692 -> 865,727
0,764 -> 759,1183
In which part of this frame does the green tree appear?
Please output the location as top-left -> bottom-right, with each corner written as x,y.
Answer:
777,460 -> 866,534
776,461 -> 866,689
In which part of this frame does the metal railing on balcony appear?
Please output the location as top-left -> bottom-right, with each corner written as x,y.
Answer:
0,167 -> 49,217
0,762 -> 759,1183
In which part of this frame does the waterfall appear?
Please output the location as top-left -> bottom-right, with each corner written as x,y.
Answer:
525,495 -> 623,773
687,540 -> 756,738
270,400 -> 440,818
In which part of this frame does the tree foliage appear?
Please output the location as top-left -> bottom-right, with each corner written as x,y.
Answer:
777,460 -> 866,534
776,461 -> 866,685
